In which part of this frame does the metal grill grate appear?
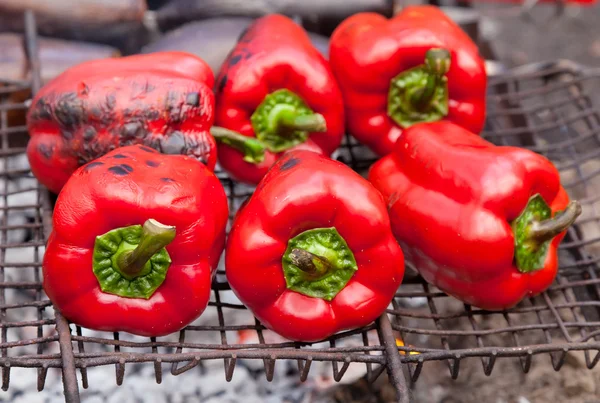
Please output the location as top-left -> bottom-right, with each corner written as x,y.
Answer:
1,11 -> 600,403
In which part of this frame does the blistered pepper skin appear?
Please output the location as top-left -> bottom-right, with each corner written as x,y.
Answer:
27,51 -> 218,194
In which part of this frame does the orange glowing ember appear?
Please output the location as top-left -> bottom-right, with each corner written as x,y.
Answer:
395,337 -> 420,355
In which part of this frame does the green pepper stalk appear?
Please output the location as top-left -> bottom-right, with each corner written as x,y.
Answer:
388,48 -> 451,129
251,89 -> 327,153
210,127 -> 267,164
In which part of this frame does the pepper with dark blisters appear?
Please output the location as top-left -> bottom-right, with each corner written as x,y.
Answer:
214,14 -> 345,185
43,145 -> 228,336
26,51 -> 255,194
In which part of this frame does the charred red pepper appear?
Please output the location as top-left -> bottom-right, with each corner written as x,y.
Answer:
329,6 -> 487,156
214,14 -> 345,185
226,150 -> 404,341
43,145 -> 228,336
26,51 -> 238,194
369,122 -> 581,310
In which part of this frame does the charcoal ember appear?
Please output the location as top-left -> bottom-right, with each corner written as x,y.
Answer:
142,17 -> 330,75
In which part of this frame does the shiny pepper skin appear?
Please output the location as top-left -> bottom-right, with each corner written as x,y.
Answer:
27,51 -> 218,194
43,145 -> 228,336
226,150 -> 404,342
369,122 -> 579,310
330,6 -> 487,156
215,14 -> 345,185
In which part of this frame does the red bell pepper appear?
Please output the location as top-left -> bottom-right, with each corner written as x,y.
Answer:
214,14 -> 345,185
43,144 -> 228,336
27,51 -> 228,194
226,150 -> 404,341
329,5 -> 487,156
369,122 -> 581,310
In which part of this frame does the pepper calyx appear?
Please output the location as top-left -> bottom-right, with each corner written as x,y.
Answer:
387,48 -> 451,129
281,227 -> 357,301
92,219 -> 176,299
512,194 -> 581,273
251,89 -> 326,153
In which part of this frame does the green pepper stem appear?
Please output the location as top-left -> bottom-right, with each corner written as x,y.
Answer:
276,110 -> 327,133
528,201 -> 582,243
116,219 -> 176,279
289,248 -> 332,278
210,126 -> 266,164
410,48 -> 451,111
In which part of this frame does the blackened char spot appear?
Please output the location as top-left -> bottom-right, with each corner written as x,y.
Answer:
144,109 -> 160,121
159,132 -> 186,155
108,165 -> 130,176
78,82 -> 89,95
120,164 -> 133,172
146,160 -> 159,167
55,92 -> 85,129
84,161 -> 104,171
105,94 -> 117,110
90,107 -> 102,119
165,91 -> 182,123
138,145 -> 157,153
228,54 -> 242,67
37,143 -> 53,159
34,98 -> 52,120
217,74 -> 228,94
112,154 -> 127,159
160,177 -> 175,183
121,122 -> 144,139
83,127 -> 96,141
186,93 -> 200,106
280,157 -> 300,171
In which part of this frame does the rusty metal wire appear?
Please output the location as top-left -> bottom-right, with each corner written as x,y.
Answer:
0,11 -> 599,403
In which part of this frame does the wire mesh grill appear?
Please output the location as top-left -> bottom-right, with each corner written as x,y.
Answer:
389,61 -> 600,385
1,12 -> 600,403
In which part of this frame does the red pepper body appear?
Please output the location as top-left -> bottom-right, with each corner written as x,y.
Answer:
369,122 -> 572,310
43,145 -> 228,336
27,51 -> 218,194
330,6 -> 487,156
226,150 -> 404,342
215,14 -> 344,185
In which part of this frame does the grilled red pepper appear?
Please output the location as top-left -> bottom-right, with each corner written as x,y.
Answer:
27,51 -> 228,194
226,150 -> 404,341
43,145 -> 228,336
214,14 -> 345,185
329,6 -> 487,156
369,122 -> 581,310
